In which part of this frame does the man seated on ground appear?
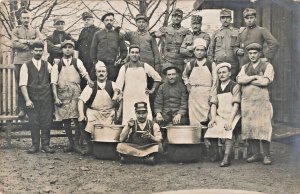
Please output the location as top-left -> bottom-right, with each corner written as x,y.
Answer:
117,102 -> 163,164
154,64 -> 188,127
78,61 -> 120,155
205,63 -> 241,167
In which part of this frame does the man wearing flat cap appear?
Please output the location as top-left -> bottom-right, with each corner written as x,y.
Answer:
117,101 -> 163,164
76,12 -> 100,82
154,64 -> 188,126
152,8 -> 190,73
182,38 -> 217,129
208,8 -> 239,81
19,41 -> 54,154
51,40 -> 93,154
237,43 -> 275,165
46,16 -> 74,65
90,12 -> 128,81
235,8 -> 279,69
205,62 -> 241,167
180,14 -> 210,61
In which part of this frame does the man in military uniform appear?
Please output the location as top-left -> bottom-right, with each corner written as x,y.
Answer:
76,12 -> 100,81
208,8 -> 240,80
90,12 -> 127,81
152,8 -> 190,73
11,10 -> 44,117
235,8 -> 279,69
46,16 -> 74,65
180,15 -> 210,62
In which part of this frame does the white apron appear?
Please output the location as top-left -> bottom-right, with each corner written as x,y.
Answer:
205,92 -> 241,139
85,90 -> 115,133
188,65 -> 213,126
122,67 -> 152,124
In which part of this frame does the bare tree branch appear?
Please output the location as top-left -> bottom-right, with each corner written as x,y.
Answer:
28,0 -> 47,12
125,1 -> 136,19
124,0 -> 139,11
149,10 -> 166,31
106,1 -> 136,26
39,0 -> 58,32
148,0 -> 161,21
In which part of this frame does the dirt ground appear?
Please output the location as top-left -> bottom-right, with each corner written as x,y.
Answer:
0,130 -> 299,194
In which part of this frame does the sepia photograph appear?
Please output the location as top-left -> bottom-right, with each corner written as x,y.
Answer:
0,0 -> 299,193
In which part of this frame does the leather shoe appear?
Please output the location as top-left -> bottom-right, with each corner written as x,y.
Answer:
262,155 -> 272,165
41,146 -> 55,154
220,157 -> 230,167
27,146 -> 39,154
246,153 -> 262,163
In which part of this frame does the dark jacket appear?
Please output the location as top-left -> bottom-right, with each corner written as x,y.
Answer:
90,29 -> 127,63
46,30 -> 74,65
75,25 -> 100,73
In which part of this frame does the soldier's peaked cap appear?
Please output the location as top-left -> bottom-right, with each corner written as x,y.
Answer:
135,102 -> 147,111
82,12 -> 94,20
243,8 -> 256,18
220,8 -> 231,17
172,8 -> 183,16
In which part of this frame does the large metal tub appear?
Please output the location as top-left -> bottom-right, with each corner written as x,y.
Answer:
166,143 -> 204,163
92,124 -> 124,142
166,125 -> 201,144
92,142 -> 120,160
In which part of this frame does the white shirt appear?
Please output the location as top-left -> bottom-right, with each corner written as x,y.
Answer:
19,58 -> 52,86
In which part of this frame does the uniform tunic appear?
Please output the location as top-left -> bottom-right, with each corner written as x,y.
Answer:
75,25 -> 100,78
117,120 -> 162,157
116,62 -> 161,124
12,25 -> 44,64
154,81 -> 188,120
180,31 -> 211,59
237,60 -> 274,142
155,25 -> 190,72
208,26 -> 239,80
182,58 -> 217,127
234,25 -> 279,68
46,30 -> 74,65
122,31 -> 161,67
79,81 -> 116,133
51,57 -> 88,120
205,81 -> 241,139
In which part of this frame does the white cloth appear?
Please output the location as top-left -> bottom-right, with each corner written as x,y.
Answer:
116,63 -> 161,124
19,58 -> 52,86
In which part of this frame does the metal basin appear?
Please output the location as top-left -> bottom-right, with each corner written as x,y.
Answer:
166,125 -> 201,144
92,124 -> 124,142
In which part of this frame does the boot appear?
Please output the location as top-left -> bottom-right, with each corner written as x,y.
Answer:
209,139 -> 219,162
261,140 -> 272,165
246,153 -> 262,163
247,140 -> 261,163
80,123 -> 93,155
73,123 -> 86,155
220,140 -> 233,167
41,145 -> 55,153
63,120 -> 74,153
27,145 -> 39,154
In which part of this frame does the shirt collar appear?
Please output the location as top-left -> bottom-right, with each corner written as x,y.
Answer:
247,24 -> 257,29
172,23 -> 181,29
32,57 -> 41,64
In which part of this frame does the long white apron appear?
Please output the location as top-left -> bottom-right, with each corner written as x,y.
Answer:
205,92 -> 241,139
85,90 -> 115,133
188,66 -> 213,126
122,67 -> 152,124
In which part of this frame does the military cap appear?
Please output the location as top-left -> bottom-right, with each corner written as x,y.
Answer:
82,12 -> 94,20
191,15 -> 202,24
95,61 -> 106,69
162,62 -> 181,75
135,13 -> 148,22
245,43 -> 262,51
53,16 -> 64,24
101,12 -> 114,22
134,102 -> 148,111
193,38 -> 207,50
220,8 -> 231,17
243,8 -> 256,18
61,39 -> 75,48
216,62 -> 231,72
172,8 -> 183,17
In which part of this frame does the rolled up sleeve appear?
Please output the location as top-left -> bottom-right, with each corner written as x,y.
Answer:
19,63 -> 28,87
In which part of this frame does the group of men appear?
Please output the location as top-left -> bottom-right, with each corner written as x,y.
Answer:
11,7 -> 278,166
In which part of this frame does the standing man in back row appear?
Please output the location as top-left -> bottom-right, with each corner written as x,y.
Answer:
90,12 -> 128,81
152,8 -> 190,73
76,12 -> 100,81
208,8 -> 240,81
235,8 -> 279,68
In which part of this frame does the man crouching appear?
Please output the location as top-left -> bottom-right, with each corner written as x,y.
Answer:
117,102 -> 163,164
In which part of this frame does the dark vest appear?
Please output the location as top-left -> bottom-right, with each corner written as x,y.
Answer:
127,120 -> 155,145
244,60 -> 268,76
26,60 -> 51,101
